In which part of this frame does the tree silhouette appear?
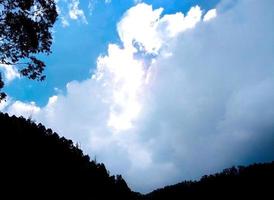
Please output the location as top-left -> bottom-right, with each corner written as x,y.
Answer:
0,112 -> 138,199
0,112 -> 273,199
143,162 -> 274,200
0,0 -> 58,100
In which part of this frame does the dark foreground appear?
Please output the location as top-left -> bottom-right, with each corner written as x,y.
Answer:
0,112 -> 273,199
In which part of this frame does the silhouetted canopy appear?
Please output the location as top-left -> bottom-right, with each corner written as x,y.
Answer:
0,0 -> 58,100
0,112 -> 137,199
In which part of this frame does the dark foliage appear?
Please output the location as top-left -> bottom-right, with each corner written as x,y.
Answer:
0,0 -> 58,100
0,112 -> 273,199
0,112 -> 138,199
143,162 -> 274,199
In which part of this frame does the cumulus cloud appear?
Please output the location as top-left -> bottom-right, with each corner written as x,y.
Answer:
118,4 -> 202,54
2,0 -> 274,193
0,64 -> 20,83
203,8 -> 217,22
6,101 -> 40,118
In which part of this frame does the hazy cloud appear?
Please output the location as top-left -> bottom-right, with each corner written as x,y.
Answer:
0,64 -> 20,83
55,0 -> 87,27
68,0 -> 87,23
7,101 -> 40,117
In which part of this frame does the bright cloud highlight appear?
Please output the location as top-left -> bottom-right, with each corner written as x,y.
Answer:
0,64 -> 20,83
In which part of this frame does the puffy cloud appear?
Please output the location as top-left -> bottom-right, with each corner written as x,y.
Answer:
118,3 -> 202,54
0,64 -> 20,83
203,8 -> 217,22
134,0 -> 274,189
160,6 -> 202,37
96,44 -> 145,131
117,3 -> 164,53
3,0 -> 274,193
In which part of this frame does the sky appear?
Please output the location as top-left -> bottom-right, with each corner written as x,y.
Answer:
1,0 -> 274,193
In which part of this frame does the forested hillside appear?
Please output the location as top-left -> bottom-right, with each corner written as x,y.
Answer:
0,112 -> 139,199
0,112 -> 273,199
143,161 -> 274,199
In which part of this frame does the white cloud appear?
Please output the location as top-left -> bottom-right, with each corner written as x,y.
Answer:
118,4 -> 164,54
55,0 -> 88,27
0,97 -> 10,110
0,64 -> 20,83
97,45 -> 145,131
203,8 -> 217,21
6,101 -> 40,118
69,0 -> 88,24
118,3 -> 202,54
3,0 -> 274,193
159,6 -> 202,37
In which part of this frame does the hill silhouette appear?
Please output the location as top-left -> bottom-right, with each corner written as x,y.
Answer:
142,162 -> 274,199
0,112 -> 273,199
0,112 -> 139,199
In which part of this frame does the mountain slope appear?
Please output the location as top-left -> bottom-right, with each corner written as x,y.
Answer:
1,112 -> 273,199
0,112 -> 138,199
143,162 -> 274,199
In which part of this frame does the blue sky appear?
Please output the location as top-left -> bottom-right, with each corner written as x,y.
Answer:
1,0 -> 274,193
5,0 -> 220,106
